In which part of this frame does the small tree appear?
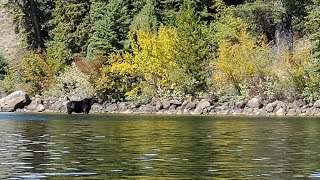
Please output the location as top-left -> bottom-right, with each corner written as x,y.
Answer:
174,0 -> 214,94
96,26 -> 178,102
0,55 -> 7,80
87,0 -> 131,59
302,1 -> 320,101
130,0 -> 159,33
214,31 -> 271,97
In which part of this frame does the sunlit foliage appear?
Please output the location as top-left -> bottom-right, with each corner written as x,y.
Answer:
97,26 -> 177,101
214,30 -> 271,96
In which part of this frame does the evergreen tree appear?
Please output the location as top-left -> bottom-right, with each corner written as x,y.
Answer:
158,0 -> 183,26
50,0 -> 91,54
194,0 -> 215,23
129,0 -> 146,16
235,0 -> 311,52
306,1 -> 320,71
0,55 -> 7,80
87,0 -> 131,59
6,0 -> 54,49
173,0 -> 214,94
130,0 -> 159,32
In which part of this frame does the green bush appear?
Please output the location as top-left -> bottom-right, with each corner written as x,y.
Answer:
43,63 -> 95,99
0,62 -> 35,96
0,54 -> 7,80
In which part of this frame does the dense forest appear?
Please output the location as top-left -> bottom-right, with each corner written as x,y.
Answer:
0,0 -> 320,103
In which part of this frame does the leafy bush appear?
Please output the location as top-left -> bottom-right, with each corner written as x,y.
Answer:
213,31 -> 272,97
0,62 -> 35,96
22,45 -> 70,92
97,26 -> 178,101
0,54 -> 7,80
157,87 -> 186,102
43,63 -> 95,98
270,41 -> 312,100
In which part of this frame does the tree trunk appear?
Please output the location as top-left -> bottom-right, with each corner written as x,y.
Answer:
28,0 -> 44,49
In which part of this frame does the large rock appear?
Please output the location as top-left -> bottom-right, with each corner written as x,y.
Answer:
197,99 -> 211,109
26,97 -> 45,112
155,101 -> 163,111
314,99 -> 320,108
48,101 -> 65,112
118,102 -> 128,112
138,104 -> 155,113
265,102 -> 276,112
185,102 -> 196,109
287,109 -> 297,116
170,100 -> 182,106
91,103 -> 104,113
0,91 -> 31,112
162,101 -> 171,110
246,97 -> 262,109
236,101 -> 246,109
276,108 -> 286,116
105,103 -> 118,112
192,107 -> 204,115
274,101 -> 287,112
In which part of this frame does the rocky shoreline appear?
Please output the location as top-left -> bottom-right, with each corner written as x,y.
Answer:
2,91 -> 320,116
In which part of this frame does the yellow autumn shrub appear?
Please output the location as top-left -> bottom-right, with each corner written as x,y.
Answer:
273,41 -> 312,98
213,31 -> 271,96
97,26 -> 178,101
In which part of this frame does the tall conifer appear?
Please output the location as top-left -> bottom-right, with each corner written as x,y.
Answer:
87,0 -> 131,59
130,0 -> 158,33
51,0 -> 90,54
174,0 -> 213,93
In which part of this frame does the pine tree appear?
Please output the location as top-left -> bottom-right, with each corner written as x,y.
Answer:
0,55 -> 7,80
130,0 -> 158,33
5,0 -> 54,49
129,0 -> 146,16
50,0 -> 91,54
158,0 -> 183,26
301,1 -> 320,100
87,0 -> 131,59
173,0 -> 214,94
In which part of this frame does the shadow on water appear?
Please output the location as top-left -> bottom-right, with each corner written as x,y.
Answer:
1,113 -> 320,179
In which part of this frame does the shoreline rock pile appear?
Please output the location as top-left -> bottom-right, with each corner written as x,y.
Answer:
2,91 -> 320,116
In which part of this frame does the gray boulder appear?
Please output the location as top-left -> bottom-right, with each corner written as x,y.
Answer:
276,108 -> 286,116
105,103 -> 118,112
118,102 -> 128,112
314,99 -> 320,108
265,102 -> 276,112
91,103 -> 104,113
138,104 -> 155,113
185,102 -> 196,109
170,100 -> 182,106
163,101 -> 171,110
26,97 -> 45,112
246,97 -> 262,109
197,99 -> 211,109
236,101 -> 246,109
155,101 -> 163,111
274,101 -> 287,112
0,91 -> 31,112
36,104 -> 46,112
48,101 -> 64,112
287,109 -> 297,116
192,107 -> 204,115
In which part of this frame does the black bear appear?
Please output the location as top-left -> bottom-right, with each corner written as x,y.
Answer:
66,97 -> 98,114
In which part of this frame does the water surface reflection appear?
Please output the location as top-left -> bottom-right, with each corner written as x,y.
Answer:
0,114 -> 320,179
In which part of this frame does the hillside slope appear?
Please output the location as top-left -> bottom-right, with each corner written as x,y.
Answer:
0,1 -> 22,61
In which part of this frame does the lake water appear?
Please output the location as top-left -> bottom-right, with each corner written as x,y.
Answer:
1,113 -> 320,179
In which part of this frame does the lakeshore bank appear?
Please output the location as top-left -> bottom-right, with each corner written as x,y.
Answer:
2,91 -> 320,116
